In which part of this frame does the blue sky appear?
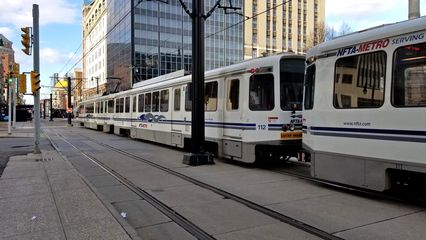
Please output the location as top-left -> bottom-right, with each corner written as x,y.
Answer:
0,0 -> 425,104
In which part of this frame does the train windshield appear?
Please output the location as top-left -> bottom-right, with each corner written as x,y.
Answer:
280,58 -> 305,111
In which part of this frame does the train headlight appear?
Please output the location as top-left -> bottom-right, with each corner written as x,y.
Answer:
289,124 -> 295,131
282,124 -> 288,132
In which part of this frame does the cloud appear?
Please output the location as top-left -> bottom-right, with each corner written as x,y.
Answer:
326,0 -> 426,31
41,47 -> 70,64
0,0 -> 80,27
0,27 -> 15,40
326,0 -> 398,19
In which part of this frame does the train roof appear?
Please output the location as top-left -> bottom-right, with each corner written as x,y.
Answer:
77,53 -> 304,104
307,16 -> 426,59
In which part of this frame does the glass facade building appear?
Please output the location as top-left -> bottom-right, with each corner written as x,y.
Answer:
106,0 -> 244,90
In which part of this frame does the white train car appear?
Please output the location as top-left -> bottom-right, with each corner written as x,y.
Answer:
76,54 -> 305,163
303,17 -> 426,191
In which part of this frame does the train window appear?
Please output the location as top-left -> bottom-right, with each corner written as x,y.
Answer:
79,105 -> 85,114
392,42 -> 426,107
185,83 -> 192,111
205,81 -> 218,111
152,91 -> 160,112
132,96 -> 137,112
304,64 -> 315,110
174,88 -> 181,111
160,90 -> 169,112
227,79 -> 239,110
119,98 -> 124,113
138,94 -> 144,112
145,93 -> 152,112
115,99 -> 119,113
280,58 -> 304,111
249,74 -> 275,111
334,51 -> 386,109
108,100 -> 114,113
125,97 -> 130,113
86,103 -> 94,113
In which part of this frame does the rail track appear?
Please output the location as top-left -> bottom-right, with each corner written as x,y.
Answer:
46,128 -> 343,240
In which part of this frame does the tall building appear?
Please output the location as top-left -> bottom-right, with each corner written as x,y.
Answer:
244,0 -> 325,58
0,34 -> 15,110
104,0 -> 244,92
82,0 -> 108,99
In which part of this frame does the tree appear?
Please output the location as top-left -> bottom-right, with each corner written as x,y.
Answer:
304,22 -> 353,52
338,22 -> 353,36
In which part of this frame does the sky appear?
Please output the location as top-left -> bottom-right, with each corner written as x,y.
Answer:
0,0 -> 425,104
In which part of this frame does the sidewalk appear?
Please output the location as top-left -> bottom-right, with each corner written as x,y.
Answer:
0,121 -> 35,138
0,150 -> 139,239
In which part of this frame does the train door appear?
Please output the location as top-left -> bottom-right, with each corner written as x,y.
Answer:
171,86 -> 183,146
222,78 -> 243,158
171,87 -> 182,131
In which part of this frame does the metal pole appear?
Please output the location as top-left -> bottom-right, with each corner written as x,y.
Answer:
183,0 -> 212,165
43,99 -> 46,119
12,78 -> 16,128
67,76 -> 72,126
33,4 -> 41,154
7,79 -> 11,135
96,77 -> 99,94
49,93 -> 53,121
409,0 -> 420,19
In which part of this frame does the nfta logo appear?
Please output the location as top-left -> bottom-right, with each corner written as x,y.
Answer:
337,39 -> 390,57
139,113 -> 166,123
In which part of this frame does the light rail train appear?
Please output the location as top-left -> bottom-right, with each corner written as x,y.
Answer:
75,54 -> 305,163
303,16 -> 426,191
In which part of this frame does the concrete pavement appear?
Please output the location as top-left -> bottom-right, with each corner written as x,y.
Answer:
0,120 -> 139,240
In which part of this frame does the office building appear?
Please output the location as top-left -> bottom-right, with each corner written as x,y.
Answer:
244,0 -> 325,58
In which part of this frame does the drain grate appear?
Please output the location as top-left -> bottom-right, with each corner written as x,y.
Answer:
35,157 -> 54,162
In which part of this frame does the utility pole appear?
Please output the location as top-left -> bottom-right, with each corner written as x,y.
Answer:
7,78 -> 11,135
49,93 -> 53,121
409,0 -> 420,19
96,77 -> 99,95
43,99 -> 46,119
33,4 -> 41,154
12,78 -> 16,128
182,0 -> 210,166
67,76 -> 72,126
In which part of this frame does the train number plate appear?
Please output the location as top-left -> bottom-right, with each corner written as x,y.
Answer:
280,132 -> 302,140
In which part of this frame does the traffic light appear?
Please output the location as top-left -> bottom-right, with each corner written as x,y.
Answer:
12,63 -> 19,77
31,71 -> 40,93
18,74 -> 27,94
21,27 -> 31,55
